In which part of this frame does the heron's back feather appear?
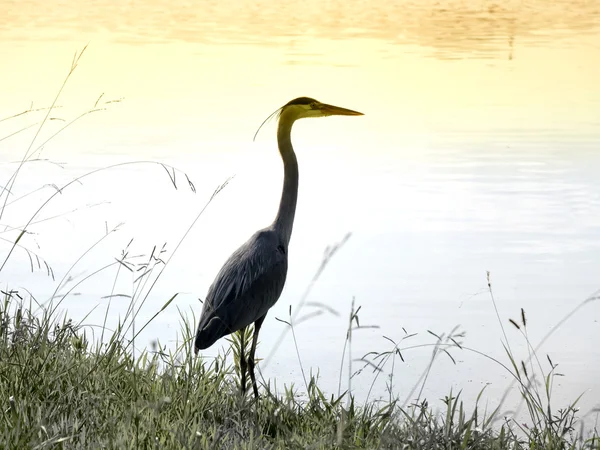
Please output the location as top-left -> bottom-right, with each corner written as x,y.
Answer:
195,228 -> 288,350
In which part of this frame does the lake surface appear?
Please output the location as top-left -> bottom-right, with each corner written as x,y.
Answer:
1,0 -> 599,431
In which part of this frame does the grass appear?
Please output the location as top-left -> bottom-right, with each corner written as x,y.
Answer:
1,47 -> 599,448
1,287 -> 598,449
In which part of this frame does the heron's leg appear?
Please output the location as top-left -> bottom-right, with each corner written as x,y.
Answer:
248,314 -> 267,399
238,326 -> 248,395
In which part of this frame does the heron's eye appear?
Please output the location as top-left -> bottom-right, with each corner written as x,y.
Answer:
309,102 -> 317,109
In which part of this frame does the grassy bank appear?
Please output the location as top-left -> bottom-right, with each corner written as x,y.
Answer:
0,293 -> 598,449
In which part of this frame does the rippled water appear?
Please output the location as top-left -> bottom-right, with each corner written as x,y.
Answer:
1,0 -> 599,429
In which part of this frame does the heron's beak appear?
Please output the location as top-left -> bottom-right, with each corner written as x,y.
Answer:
319,103 -> 364,116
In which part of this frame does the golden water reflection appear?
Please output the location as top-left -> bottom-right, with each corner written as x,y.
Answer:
1,0 -> 599,59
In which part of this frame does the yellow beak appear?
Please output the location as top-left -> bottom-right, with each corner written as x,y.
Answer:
319,103 -> 364,116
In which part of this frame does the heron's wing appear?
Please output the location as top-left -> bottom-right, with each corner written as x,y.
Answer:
195,229 -> 287,349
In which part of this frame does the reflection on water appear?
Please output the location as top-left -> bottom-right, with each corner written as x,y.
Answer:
2,0 -> 600,59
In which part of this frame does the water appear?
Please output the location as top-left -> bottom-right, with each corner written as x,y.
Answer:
1,0 -> 599,430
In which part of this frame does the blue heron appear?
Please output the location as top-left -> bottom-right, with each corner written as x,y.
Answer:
194,97 -> 363,398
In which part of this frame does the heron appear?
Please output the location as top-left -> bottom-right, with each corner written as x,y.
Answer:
194,97 -> 363,398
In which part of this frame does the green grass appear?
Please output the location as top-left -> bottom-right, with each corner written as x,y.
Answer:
0,291 -> 598,449
1,46 -> 599,449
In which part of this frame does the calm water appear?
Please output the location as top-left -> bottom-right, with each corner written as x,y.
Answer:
1,0 -> 599,429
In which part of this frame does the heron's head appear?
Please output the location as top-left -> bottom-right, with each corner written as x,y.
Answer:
254,97 -> 363,140
280,97 -> 363,121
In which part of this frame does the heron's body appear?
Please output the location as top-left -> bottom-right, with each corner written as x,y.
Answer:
195,228 -> 288,349
194,97 -> 362,398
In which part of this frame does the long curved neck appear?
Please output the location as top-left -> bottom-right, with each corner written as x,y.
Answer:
272,114 -> 299,246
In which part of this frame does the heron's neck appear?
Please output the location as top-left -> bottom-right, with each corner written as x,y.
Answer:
273,115 -> 299,246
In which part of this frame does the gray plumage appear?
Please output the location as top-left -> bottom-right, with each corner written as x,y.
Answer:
194,229 -> 288,349
194,97 -> 363,398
